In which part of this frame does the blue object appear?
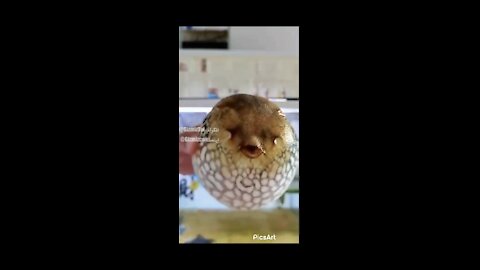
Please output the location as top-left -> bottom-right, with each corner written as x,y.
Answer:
185,235 -> 214,243
179,224 -> 186,235
208,92 -> 219,99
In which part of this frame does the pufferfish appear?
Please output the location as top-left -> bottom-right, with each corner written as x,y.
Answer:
192,94 -> 299,210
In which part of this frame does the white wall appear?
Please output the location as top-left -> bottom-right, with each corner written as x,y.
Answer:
229,27 -> 299,54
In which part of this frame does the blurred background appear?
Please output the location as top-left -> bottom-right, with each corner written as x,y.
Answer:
179,26 -> 299,243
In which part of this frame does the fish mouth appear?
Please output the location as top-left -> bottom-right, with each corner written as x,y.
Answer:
240,145 -> 265,159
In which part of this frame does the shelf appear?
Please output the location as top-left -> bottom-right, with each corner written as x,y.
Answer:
182,42 -> 228,49
179,99 -> 299,113
180,27 -> 229,31
179,49 -> 298,57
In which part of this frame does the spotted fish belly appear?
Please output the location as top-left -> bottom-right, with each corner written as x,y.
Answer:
192,141 -> 298,210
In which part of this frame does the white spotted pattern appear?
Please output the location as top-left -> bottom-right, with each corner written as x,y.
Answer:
192,121 -> 299,210
242,193 -> 252,202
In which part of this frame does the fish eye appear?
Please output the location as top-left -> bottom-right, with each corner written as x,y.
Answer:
227,127 -> 239,138
224,130 -> 232,140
